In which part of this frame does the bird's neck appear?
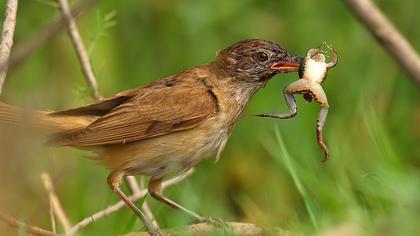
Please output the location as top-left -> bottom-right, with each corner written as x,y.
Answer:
205,64 -> 264,126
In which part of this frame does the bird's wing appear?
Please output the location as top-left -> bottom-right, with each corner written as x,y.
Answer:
48,74 -> 219,147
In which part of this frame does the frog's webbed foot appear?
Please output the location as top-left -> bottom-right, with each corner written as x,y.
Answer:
326,46 -> 337,69
256,90 -> 297,119
256,80 -> 308,119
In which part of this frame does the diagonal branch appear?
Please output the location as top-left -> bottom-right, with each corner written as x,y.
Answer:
57,0 -> 101,101
125,176 -> 159,227
41,173 -> 72,233
0,212 -> 60,236
344,0 -> 420,87
0,0 -> 96,82
0,0 -> 18,93
66,169 -> 194,236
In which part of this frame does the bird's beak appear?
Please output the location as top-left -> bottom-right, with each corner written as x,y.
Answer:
271,55 -> 302,73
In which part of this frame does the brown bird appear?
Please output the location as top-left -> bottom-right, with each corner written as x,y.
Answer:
0,39 -> 301,235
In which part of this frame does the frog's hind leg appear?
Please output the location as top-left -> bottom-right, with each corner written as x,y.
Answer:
256,79 -> 308,119
311,84 -> 330,162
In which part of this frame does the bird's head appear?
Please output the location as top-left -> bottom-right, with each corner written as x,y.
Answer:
213,39 -> 302,83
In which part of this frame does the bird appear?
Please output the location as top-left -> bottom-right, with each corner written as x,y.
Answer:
0,39 -> 301,235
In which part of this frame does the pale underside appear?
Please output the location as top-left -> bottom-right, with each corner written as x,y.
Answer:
304,59 -> 327,84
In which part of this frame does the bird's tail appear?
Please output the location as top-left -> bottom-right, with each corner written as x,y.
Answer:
0,101 -> 94,134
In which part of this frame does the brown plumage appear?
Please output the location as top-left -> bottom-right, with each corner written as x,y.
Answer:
0,39 -> 301,235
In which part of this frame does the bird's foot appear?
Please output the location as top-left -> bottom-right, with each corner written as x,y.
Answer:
144,223 -> 166,236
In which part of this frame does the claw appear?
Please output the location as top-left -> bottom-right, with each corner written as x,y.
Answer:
146,225 -> 166,236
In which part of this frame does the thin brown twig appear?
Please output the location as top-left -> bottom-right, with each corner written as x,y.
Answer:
66,169 -> 194,236
126,176 -> 159,227
0,212 -> 61,236
344,0 -> 420,87
41,173 -> 72,233
48,197 -> 57,233
0,0 -> 96,80
57,0 -> 101,101
0,0 -> 18,93
139,176 -> 159,227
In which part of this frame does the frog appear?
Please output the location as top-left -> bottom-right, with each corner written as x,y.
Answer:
258,44 -> 337,162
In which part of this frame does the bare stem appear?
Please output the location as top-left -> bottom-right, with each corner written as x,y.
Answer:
344,0 -> 420,87
41,173 -> 72,233
0,212 -> 61,236
0,0 -> 18,93
125,176 -> 159,227
0,0 -> 95,82
48,198 -> 57,233
57,0 -> 101,100
66,169 -> 194,236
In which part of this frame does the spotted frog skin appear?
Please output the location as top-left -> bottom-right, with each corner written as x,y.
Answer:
258,44 -> 337,162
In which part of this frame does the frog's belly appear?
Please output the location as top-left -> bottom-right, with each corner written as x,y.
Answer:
305,59 -> 327,84
100,120 -> 229,178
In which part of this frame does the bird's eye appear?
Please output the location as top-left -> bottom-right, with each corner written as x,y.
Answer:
256,51 -> 269,62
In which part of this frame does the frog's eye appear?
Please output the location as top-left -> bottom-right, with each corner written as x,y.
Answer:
255,51 -> 269,62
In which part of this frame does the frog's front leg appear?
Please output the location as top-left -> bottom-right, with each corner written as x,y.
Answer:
256,79 -> 308,119
326,46 -> 338,69
310,84 -> 330,162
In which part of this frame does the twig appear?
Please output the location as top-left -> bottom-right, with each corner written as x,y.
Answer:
66,169 -> 194,236
57,0 -> 101,101
139,176 -> 159,227
48,197 -> 57,233
126,176 -> 159,227
41,173 -> 72,233
0,0 -> 96,80
0,0 -> 18,93
344,0 -> 420,87
0,212 -> 61,236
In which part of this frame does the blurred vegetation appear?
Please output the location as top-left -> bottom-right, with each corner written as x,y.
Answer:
0,0 -> 419,235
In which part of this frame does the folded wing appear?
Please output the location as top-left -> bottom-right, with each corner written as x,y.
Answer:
47,75 -> 218,147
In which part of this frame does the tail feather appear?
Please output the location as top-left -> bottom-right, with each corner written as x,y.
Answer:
0,101 -> 96,134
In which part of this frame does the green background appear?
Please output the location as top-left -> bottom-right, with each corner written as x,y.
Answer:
0,0 -> 419,235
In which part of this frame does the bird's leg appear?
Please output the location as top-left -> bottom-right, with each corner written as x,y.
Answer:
310,84 -> 330,162
107,171 -> 164,236
256,79 -> 309,119
148,177 -> 228,228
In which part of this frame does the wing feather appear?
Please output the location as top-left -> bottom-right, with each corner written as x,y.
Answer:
48,74 -> 218,147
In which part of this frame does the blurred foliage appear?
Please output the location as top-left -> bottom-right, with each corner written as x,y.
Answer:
0,0 -> 419,235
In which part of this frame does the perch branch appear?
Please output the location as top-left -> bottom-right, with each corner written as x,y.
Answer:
122,222 -> 293,236
0,212 -> 60,236
344,0 -> 420,87
0,0 -> 18,93
66,169 -> 194,236
41,173 -> 72,233
57,0 -> 101,100
0,0 -> 96,80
